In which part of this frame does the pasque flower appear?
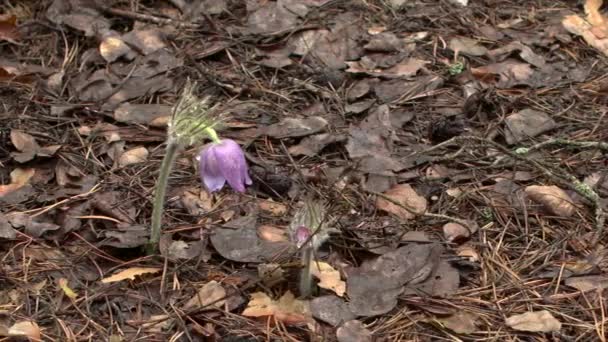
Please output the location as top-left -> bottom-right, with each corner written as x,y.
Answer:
198,139 -> 252,193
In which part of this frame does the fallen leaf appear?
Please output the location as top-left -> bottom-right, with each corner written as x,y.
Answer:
258,225 -> 289,242
183,281 -> 226,311
262,116 -> 328,138
525,185 -> 575,217
5,212 -> 60,238
121,29 -> 166,55
101,267 -> 161,283
58,278 -> 77,299
0,14 -> 20,44
345,58 -> 429,78
563,0 -> 608,57
0,168 -> 35,198
456,244 -> 480,262
114,103 -> 172,127
137,314 -> 172,333
99,34 -> 133,63
471,59 -> 534,88
0,213 -> 17,239
118,147 -> 149,167
565,275 -> 608,291
437,311 -> 478,334
336,320 -> 373,342
310,295 -> 356,327
8,321 -> 40,341
10,130 -> 40,163
376,184 -> 427,220
211,216 -> 294,262
102,226 -> 150,248
443,222 -> 471,242
242,291 -> 312,325
504,109 -> 556,145
310,262 -> 346,297
505,310 -> 561,332
163,240 -> 204,260
258,263 -> 285,286
487,41 -> 545,68
288,133 -> 346,157
258,200 -> 288,216
449,37 -> 488,56
180,187 -> 214,216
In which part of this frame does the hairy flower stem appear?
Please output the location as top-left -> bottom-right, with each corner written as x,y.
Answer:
299,246 -> 314,298
147,139 -> 181,254
204,127 -> 221,144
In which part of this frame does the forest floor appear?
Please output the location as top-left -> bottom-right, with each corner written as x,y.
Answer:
1,0 -> 608,341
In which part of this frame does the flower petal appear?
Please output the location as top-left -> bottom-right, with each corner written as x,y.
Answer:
199,145 -> 226,192
215,139 -> 250,193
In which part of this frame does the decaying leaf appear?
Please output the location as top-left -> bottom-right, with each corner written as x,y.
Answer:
0,14 -> 20,44
0,213 -> 17,239
310,261 -> 346,297
443,222 -> 470,242
376,184 -> 427,220
10,130 -> 39,163
101,267 -> 161,283
504,109 -> 556,145
242,291 -> 312,325
563,0 -> 608,57
471,59 -> 534,88
8,321 -> 41,341
565,275 -> 608,291
449,36 -> 488,56
183,281 -> 226,311
505,310 -> 561,332
310,295 -> 356,327
257,225 -> 289,243
336,320 -> 373,342
258,263 -> 285,287
262,116 -> 328,138
437,311 -> 478,334
99,34 -> 133,63
525,185 -> 575,217
118,147 -> 149,167
114,103 -> 172,127
0,168 -> 35,198
258,200 -> 288,216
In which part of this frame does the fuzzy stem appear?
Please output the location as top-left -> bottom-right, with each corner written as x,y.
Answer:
204,127 -> 221,144
147,139 -> 181,254
299,246 -> 314,298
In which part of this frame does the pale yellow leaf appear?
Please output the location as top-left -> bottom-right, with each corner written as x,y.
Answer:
118,147 -> 149,167
310,262 -> 346,297
505,310 -> 561,332
182,281 -> 226,311
8,321 -> 41,341
101,267 -> 161,283
242,291 -> 312,325
376,184 -> 427,220
58,278 -> 77,299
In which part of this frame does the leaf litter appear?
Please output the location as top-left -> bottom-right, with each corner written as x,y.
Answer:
2,0 -> 608,340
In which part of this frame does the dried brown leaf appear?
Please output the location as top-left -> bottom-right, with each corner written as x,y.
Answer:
0,168 -> 35,198
0,14 -> 20,44
258,200 -> 288,216
505,310 -> 561,332
118,147 -> 149,167
242,291 -> 312,325
101,267 -> 161,283
8,321 -> 40,341
376,184 -> 427,220
183,281 -> 226,311
310,262 -> 346,297
525,185 -> 575,217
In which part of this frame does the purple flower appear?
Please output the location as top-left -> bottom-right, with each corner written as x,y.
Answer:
198,139 -> 252,193
294,226 -> 311,248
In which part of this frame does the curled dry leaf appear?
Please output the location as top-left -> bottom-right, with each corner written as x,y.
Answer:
8,321 -> 41,342
242,291 -> 312,325
258,200 -> 288,216
310,261 -> 346,297
0,168 -> 35,198
118,147 -> 149,167
443,222 -> 470,242
376,184 -> 427,220
524,185 -> 575,217
101,267 -> 161,283
183,281 -> 226,311
336,320 -> 373,342
505,310 -> 561,332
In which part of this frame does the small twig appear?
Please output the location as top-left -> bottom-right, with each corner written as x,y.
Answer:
97,6 -> 200,28
521,138 -> 608,154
